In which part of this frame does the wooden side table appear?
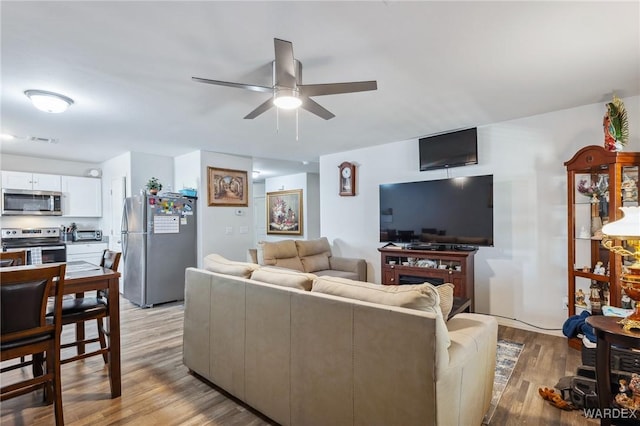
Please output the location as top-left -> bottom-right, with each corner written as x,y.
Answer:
586,315 -> 640,425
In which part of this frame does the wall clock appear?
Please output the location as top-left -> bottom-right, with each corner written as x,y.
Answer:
339,161 -> 356,196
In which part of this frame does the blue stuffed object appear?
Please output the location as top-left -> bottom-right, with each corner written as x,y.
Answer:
562,310 -> 596,343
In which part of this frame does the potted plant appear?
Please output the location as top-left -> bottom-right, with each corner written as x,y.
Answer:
146,177 -> 162,195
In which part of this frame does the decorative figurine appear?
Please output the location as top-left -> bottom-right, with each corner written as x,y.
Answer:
589,281 -> 602,315
593,261 -> 605,275
575,289 -> 587,307
603,94 -> 629,152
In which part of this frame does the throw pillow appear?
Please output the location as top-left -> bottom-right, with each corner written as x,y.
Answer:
436,283 -> 455,319
203,253 -> 260,278
250,266 -> 317,291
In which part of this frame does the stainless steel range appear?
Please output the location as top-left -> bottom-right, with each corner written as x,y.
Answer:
1,227 -> 66,264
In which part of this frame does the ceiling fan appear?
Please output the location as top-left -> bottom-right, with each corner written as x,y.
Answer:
192,38 -> 377,120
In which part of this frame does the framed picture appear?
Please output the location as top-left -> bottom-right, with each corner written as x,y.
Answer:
207,167 -> 249,207
266,189 -> 303,235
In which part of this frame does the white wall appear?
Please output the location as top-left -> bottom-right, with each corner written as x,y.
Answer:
186,151 -> 254,264
129,152 -> 174,195
320,95 -> 640,335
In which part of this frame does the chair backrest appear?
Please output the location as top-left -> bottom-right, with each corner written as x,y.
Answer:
100,250 -> 121,271
0,264 -> 66,342
0,251 -> 27,267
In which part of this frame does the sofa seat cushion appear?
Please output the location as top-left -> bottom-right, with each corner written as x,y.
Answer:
258,240 -> 304,272
312,276 -> 450,347
204,253 -> 260,278
250,266 -> 317,291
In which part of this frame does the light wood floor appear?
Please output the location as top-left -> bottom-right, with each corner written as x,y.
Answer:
1,296 -> 597,425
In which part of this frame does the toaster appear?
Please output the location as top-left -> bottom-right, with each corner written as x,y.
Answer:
72,229 -> 103,242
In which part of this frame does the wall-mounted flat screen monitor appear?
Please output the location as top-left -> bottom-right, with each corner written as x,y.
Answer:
419,127 -> 478,171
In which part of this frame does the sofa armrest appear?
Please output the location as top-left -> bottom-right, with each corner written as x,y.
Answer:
328,256 -> 367,281
435,313 -> 498,426
247,248 -> 258,264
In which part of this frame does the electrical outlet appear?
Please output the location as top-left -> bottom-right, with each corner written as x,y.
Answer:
562,296 -> 569,310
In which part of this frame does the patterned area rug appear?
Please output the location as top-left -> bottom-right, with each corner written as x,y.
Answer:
482,339 -> 525,425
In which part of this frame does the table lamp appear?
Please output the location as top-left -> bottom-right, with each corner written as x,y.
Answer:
601,206 -> 640,331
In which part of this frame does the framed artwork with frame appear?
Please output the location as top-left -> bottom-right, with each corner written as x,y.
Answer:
266,189 -> 303,235
207,167 -> 249,207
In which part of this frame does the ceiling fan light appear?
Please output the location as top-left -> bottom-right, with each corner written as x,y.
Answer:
24,90 -> 74,113
273,89 -> 302,110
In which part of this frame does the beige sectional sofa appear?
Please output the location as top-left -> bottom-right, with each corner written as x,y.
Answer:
183,255 -> 498,426
247,237 -> 367,282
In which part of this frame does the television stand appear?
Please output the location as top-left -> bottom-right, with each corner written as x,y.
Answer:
378,247 -> 476,312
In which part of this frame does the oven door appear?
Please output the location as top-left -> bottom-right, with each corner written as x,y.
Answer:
6,245 -> 67,264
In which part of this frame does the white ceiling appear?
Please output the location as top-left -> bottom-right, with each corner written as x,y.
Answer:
1,1 -> 639,179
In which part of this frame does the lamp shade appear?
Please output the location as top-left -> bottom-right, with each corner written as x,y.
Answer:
24,90 -> 74,113
602,206 -> 640,238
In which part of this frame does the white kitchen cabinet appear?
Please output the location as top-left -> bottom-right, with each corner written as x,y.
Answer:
61,176 -> 102,217
1,171 -> 61,191
66,242 -> 108,265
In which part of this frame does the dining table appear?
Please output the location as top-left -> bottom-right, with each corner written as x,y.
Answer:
2,260 -> 122,398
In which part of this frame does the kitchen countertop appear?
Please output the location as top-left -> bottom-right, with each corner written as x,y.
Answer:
62,239 -> 109,245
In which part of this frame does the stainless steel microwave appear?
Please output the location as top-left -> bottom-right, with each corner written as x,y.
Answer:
1,189 -> 63,216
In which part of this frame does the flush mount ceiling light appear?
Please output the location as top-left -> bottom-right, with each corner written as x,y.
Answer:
24,90 -> 74,113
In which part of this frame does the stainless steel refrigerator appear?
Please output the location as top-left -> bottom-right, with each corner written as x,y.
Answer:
121,194 -> 197,307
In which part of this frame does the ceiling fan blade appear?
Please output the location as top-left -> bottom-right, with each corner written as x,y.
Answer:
300,97 -> 335,120
273,38 -> 297,88
192,76 -> 273,94
298,81 -> 378,97
244,97 -> 275,119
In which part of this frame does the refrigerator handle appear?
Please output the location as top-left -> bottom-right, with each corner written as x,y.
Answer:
121,200 -> 129,258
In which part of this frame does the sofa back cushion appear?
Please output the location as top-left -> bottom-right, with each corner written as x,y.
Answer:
203,253 -> 260,278
258,240 -> 304,272
250,267 -> 316,291
312,276 -> 450,347
296,237 -> 332,273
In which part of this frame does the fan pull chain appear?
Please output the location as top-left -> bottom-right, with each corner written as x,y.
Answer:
296,109 -> 299,141
276,108 -> 280,133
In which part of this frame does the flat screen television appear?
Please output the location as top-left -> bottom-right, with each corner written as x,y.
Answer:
419,127 -> 478,171
379,174 -> 493,248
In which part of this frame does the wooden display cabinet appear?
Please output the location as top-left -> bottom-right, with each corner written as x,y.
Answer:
378,247 -> 476,312
565,145 -> 640,349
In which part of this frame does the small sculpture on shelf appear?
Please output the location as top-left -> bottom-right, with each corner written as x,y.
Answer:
575,289 -> 587,307
621,174 -> 638,203
603,94 -> 629,152
593,261 -> 606,275
589,281 -> 602,315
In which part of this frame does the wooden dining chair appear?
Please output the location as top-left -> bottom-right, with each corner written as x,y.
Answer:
0,250 -> 27,267
55,250 -> 121,365
1,264 -> 66,425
